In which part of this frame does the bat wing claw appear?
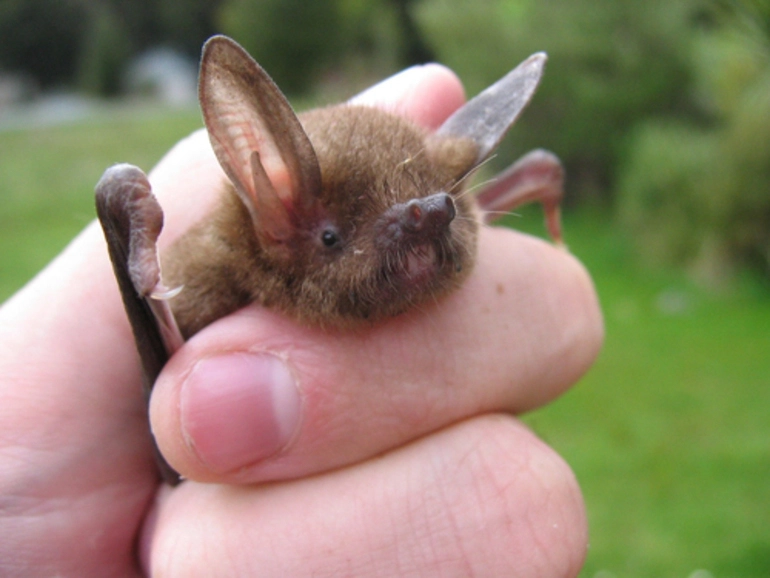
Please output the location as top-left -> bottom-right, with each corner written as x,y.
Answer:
95,163 -> 182,485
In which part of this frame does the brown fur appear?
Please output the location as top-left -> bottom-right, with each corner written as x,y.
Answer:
164,105 -> 479,337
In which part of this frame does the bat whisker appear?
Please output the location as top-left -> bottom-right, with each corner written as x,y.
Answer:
482,210 -> 522,218
457,177 -> 499,200
449,154 -> 498,198
452,214 -> 482,223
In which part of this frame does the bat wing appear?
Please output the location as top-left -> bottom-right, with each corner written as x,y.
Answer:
436,53 -> 547,166
434,54 -> 564,244
95,164 -> 182,485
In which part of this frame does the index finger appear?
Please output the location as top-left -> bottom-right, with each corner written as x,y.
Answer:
150,225 -> 601,483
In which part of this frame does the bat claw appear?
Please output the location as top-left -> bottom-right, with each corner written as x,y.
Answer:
151,285 -> 184,301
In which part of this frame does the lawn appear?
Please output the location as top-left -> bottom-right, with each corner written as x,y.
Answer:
518,208 -> 770,578
1,109 -> 768,577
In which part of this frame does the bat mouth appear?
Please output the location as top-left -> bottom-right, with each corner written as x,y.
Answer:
348,235 -> 468,323
374,192 -> 457,287
401,243 -> 438,282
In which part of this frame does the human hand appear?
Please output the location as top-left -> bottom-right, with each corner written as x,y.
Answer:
0,64 -> 603,577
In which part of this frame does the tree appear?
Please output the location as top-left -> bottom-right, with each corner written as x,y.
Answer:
218,0 -> 344,95
0,0 -> 89,88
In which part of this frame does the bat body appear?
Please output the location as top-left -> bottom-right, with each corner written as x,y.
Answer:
95,36 -> 564,484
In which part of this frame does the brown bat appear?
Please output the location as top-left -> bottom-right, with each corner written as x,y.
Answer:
95,36 -> 564,484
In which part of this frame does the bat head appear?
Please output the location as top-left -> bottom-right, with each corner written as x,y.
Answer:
187,35 -> 545,328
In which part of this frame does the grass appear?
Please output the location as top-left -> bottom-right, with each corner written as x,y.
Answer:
515,208 -> 770,577
1,110 -> 769,577
0,106 -> 204,299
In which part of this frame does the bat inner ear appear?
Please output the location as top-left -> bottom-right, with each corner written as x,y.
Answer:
233,151 -> 294,243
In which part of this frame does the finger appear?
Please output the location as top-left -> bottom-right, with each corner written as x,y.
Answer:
0,220 -> 154,471
349,63 -> 466,129
144,416 -> 587,577
150,225 -> 602,483
0,221 -> 159,571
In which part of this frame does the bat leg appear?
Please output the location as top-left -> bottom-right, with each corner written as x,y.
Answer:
95,164 -> 183,485
476,149 -> 565,246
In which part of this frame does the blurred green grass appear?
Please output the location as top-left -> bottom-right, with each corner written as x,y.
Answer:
516,207 -> 770,578
0,107 -> 203,299
1,111 -> 768,578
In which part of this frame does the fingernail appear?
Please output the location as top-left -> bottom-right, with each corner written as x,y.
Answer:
180,352 -> 301,473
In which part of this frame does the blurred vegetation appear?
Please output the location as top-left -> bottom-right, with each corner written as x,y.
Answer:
0,0 -> 89,88
217,0 -> 435,94
218,0 -> 346,94
620,1 -> 770,287
0,0 -> 223,93
416,0 -> 700,196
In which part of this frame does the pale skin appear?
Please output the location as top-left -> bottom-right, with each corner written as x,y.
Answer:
0,64 -> 603,577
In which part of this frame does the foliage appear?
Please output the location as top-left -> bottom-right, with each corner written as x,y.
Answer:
619,3 -> 770,286
76,5 -> 132,96
0,0 -> 432,99
415,0 -> 770,286
414,0 -> 703,198
217,0 -> 344,95
0,0 -> 89,88
216,0 -> 431,96
0,0 -> 222,94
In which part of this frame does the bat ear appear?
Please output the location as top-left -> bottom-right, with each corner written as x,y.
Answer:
433,53 -> 547,169
199,35 -> 323,244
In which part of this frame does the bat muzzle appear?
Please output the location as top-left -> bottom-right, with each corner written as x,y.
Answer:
375,192 -> 457,248
401,192 -> 456,235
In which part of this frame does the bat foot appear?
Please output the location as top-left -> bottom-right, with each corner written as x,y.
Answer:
476,149 -> 565,244
544,199 -> 564,247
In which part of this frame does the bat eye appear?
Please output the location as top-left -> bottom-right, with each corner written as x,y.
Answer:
321,228 -> 340,247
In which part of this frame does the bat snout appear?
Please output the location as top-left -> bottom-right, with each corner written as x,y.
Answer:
401,192 -> 456,235
375,192 -> 458,253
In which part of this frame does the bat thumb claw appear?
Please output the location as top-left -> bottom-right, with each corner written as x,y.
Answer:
151,284 -> 184,301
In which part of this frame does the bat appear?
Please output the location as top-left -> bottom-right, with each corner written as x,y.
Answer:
95,35 -> 564,484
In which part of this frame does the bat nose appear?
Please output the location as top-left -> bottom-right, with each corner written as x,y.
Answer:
402,192 -> 456,234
